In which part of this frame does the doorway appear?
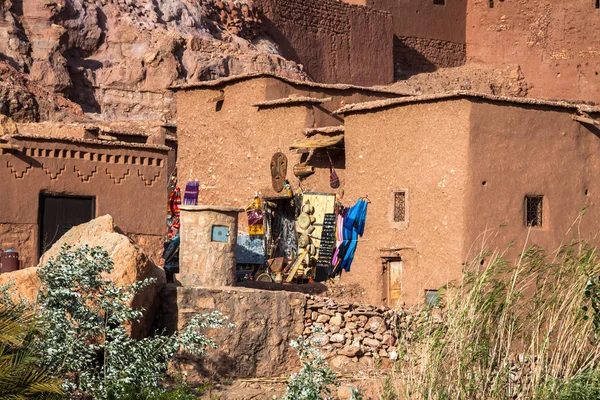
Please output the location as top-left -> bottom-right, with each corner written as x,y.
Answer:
38,194 -> 96,257
388,259 -> 402,307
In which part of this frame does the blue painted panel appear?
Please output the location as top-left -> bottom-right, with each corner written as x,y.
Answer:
237,235 -> 265,264
211,225 -> 229,242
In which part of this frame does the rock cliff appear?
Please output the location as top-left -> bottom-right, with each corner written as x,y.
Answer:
0,0 -> 305,122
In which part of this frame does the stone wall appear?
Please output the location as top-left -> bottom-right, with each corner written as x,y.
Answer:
303,295 -> 400,360
255,0 -> 393,86
159,285 -> 409,379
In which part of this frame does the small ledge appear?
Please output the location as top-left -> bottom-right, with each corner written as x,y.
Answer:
180,205 -> 244,213
253,96 -> 332,108
304,126 -> 345,137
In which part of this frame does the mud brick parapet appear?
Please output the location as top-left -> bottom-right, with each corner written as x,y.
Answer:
255,0 -> 393,86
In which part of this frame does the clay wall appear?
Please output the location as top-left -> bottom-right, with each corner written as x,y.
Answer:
175,77 -> 399,230
255,0 -> 394,86
357,0 -> 467,74
465,101 -> 600,262
0,138 -> 170,267
344,100 -> 471,305
158,285 -> 410,378
176,78 -> 339,215
466,1 -> 600,103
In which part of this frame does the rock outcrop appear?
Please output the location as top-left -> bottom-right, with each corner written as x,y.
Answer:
0,0 -> 305,122
0,215 -> 165,337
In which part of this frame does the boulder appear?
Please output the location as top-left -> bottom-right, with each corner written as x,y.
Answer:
0,267 -> 40,303
2,215 -> 165,337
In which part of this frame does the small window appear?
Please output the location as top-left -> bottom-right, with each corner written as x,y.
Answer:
525,195 -> 543,227
489,0 -> 494,7
211,225 -> 229,242
433,0 -> 445,5
425,290 -> 440,307
394,191 -> 406,222
596,0 -> 599,8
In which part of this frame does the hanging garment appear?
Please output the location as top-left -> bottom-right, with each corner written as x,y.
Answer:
337,199 -> 368,273
183,181 -> 199,205
167,186 -> 181,240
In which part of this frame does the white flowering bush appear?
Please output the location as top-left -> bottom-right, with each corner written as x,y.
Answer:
282,329 -> 339,400
36,244 -> 230,399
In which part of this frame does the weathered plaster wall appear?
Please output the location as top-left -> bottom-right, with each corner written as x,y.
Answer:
465,101 -> 600,262
159,285 -> 306,378
0,139 -> 169,266
176,77 -> 398,224
466,0 -> 600,102
256,0 -> 394,86
359,0 -> 467,73
344,100 -> 471,305
176,78 -> 339,212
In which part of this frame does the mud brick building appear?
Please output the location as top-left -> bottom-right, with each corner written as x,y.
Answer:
338,93 -> 600,305
0,122 -> 175,268
175,74 -> 600,306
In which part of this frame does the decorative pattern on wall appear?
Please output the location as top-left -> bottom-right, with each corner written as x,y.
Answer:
42,163 -> 66,180
6,160 -> 32,179
22,146 -> 164,167
74,166 -> 98,182
106,168 -> 131,184
137,169 -> 161,186
3,145 -> 165,186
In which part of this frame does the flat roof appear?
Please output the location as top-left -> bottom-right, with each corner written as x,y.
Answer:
334,91 -> 600,115
11,133 -> 171,152
169,72 -> 413,96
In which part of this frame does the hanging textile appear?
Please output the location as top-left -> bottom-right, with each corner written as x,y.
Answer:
167,186 -> 181,240
183,180 -> 199,205
331,198 -> 368,275
246,197 -> 265,235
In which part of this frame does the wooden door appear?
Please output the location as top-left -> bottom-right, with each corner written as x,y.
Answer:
389,260 -> 402,307
39,194 -> 95,256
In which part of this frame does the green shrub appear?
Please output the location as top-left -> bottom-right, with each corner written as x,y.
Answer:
283,330 -> 339,400
36,244 -> 230,399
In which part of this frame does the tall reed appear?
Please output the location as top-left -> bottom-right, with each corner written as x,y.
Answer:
396,240 -> 600,399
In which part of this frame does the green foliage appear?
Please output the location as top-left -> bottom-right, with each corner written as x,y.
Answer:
380,375 -> 398,400
36,244 -> 230,399
0,293 -> 63,399
283,330 -> 339,400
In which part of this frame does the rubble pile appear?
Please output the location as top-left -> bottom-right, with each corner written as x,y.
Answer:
303,296 -> 404,360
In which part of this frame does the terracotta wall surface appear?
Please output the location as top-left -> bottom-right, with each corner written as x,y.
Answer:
176,78 -> 337,215
359,0 -> 467,73
344,100 -> 471,305
0,138 -> 170,266
465,101 -> 600,262
466,0 -> 600,102
263,78 -> 400,128
255,0 -> 394,86
176,77 -> 399,229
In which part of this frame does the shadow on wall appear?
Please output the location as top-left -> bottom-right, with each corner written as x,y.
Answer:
393,35 -> 437,80
302,147 -> 345,171
258,14 -> 303,73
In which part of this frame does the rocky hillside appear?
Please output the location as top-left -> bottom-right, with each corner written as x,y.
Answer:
0,0 -> 305,122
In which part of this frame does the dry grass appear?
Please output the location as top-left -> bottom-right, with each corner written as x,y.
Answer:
392,227 -> 600,399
